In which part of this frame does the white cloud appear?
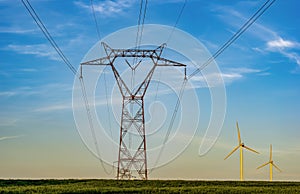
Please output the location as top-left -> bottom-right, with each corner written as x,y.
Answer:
0,27 -> 36,34
191,67 -> 266,86
280,51 -> 300,66
267,38 -> 297,49
214,5 -> 300,68
75,0 -> 135,17
0,135 -> 23,141
225,67 -> 262,74
266,38 -> 300,66
222,67 -> 267,84
0,91 -> 17,97
6,44 -> 59,61
19,68 -> 38,72
0,86 -> 40,97
34,104 -> 71,112
0,84 -> 71,98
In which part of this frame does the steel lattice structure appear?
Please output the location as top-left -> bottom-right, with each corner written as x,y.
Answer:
81,42 -> 186,180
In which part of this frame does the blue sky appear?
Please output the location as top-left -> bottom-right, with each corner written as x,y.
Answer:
0,0 -> 300,180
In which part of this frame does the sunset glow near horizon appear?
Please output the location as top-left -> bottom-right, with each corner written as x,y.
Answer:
0,0 -> 299,181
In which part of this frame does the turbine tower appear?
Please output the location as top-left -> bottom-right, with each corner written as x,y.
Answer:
80,42 -> 186,180
257,144 -> 281,181
224,121 -> 259,181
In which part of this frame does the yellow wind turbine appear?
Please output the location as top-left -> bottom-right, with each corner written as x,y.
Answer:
257,144 -> 281,181
224,121 -> 259,181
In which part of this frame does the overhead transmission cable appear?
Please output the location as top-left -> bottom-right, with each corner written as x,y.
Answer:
138,0 -> 148,48
148,0 -> 187,135
90,0 -> 101,40
150,0 -> 276,173
166,0 -> 187,44
132,0 -> 148,92
90,0 -> 113,146
21,0 -> 77,75
152,0 -> 187,112
134,0 -> 148,51
89,0 -> 114,174
149,0 -> 188,174
22,0 -> 112,175
188,0 -> 276,79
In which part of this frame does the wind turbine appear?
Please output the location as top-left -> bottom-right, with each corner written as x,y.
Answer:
224,121 -> 259,181
257,144 -> 281,181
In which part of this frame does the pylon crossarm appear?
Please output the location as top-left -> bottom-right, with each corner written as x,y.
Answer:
156,57 -> 186,67
99,43 -> 166,60
152,43 -> 166,58
102,42 -> 115,58
107,43 -> 165,58
80,56 -> 111,66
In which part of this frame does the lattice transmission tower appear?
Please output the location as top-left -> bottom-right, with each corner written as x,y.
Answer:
80,42 -> 186,180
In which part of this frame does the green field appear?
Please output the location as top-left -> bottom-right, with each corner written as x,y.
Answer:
0,179 -> 300,193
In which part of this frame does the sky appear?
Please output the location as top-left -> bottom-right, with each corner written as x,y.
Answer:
0,0 -> 300,181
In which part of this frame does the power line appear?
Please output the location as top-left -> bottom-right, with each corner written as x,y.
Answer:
89,0 -> 114,165
148,1 -> 188,162
138,0 -> 148,48
23,0 -> 277,178
151,0 -> 276,174
149,0 -> 188,174
149,79 -> 187,174
79,78 -> 113,175
22,0 -> 113,175
132,0 -> 148,92
188,0 -> 276,79
135,0 -> 146,50
90,0 -> 102,40
21,0 -> 77,75
166,0 -> 187,43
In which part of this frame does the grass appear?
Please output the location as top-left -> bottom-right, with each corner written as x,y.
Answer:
0,179 -> 300,193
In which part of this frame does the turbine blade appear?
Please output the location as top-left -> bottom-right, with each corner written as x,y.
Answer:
236,121 -> 241,144
270,144 -> 272,161
257,162 -> 269,169
273,163 -> 282,172
224,145 -> 240,160
243,145 -> 259,154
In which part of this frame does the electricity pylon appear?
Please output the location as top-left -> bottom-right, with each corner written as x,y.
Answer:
80,42 -> 186,180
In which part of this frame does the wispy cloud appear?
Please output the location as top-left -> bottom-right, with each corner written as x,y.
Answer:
0,27 -> 36,34
75,0 -> 135,17
6,44 -> 59,61
18,68 -> 38,72
0,87 -> 40,97
266,38 -> 300,66
0,84 -> 72,98
34,95 -> 122,113
34,104 -> 72,112
214,4 -> 300,68
0,91 -> 17,97
191,67 -> 267,86
267,38 -> 298,49
0,135 -> 23,141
